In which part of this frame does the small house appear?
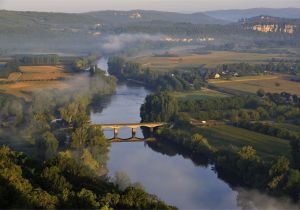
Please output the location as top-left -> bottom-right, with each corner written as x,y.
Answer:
214,73 -> 221,79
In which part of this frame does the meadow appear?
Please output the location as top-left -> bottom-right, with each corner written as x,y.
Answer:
209,75 -> 300,95
134,51 -> 292,72
197,124 -> 291,160
274,123 -> 300,133
171,88 -> 228,100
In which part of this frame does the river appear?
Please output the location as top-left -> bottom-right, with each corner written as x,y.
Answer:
90,58 -> 285,209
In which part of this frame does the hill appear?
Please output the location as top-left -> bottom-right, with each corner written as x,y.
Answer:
86,10 -> 228,25
205,8 -> 300,21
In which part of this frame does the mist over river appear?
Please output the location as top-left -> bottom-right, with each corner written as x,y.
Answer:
90,58 -> 294,210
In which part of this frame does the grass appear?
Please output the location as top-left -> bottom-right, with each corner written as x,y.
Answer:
134,51 -> 291,72
274,123 -> 300,133
197,124 -> 291,160
209,75 -> 300,95
171,88 -> 228,100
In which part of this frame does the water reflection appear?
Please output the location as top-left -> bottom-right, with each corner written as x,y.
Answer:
107,142 -> 238,209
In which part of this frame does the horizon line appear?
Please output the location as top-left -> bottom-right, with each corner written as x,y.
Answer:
0,6 -> 300,14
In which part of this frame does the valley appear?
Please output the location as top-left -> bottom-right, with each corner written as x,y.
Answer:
0,6 -> 300,210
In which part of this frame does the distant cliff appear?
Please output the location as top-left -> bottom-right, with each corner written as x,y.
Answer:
241,16 -> 299,34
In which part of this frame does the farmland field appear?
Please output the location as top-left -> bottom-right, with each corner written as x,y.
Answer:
197,124 -> 291,160
19,65 -> 72,81
0,65 -> 80,100
274,123 -> 300,133
20,65 -> 66,73
209,75 -> 300,95
0,81 -> 71,100
171,88 -> 228,100
134,51 -> 292,72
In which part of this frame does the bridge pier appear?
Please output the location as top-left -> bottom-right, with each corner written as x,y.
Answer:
114,128 -> 118,139
132,128 -> 136,138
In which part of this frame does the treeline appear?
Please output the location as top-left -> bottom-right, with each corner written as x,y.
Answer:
178,92 -> 300,122
238,121 -> 300,168
108,57 -> 204,92
72,54 -> 99,71
139,91 -> 300,127
0,146 -> 174,209
212,61 -> 300,79
0,60 -> 20,78
16,55 -> 59,66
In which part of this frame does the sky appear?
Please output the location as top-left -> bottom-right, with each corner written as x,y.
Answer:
0,0 -> 299,13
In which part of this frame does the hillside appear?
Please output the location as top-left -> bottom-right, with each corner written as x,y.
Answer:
86,10 -> 228,25
0,10 -> 299,55
205,8 -> 300,21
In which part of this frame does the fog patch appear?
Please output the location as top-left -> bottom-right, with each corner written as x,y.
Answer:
237,188 -> 299,210
101,33 -> 163,53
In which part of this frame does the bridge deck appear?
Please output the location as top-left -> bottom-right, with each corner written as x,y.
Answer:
93,122 -> 166,129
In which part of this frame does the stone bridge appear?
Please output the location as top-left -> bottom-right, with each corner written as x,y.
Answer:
93,122 -> 166,139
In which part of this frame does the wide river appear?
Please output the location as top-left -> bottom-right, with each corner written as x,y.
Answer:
90,59 -> 283,209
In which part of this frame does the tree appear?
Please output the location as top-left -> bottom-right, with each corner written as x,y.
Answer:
76,188 -> 100,209
173,112 -> 191,127
87,126 -> 110,165
37,132 -> 59,159
257,89 -> 265,97
140,92 -> 178,122
71,127 -> 88,149
285,169 -> 300,201
114,171 -> 131,191
107,57 -> 125,77
238,146 -> 258,160
60,101 -> 89,128
30,188 -> 58,209
41,166 -> 72,195
268,156 -> 290,190
291,139 -> 300,169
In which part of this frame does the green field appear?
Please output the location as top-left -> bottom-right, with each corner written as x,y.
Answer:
171,88 -> 228,100
197,125 -> 291,160
209,75 -> 300,95
274,123 -> 300,133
